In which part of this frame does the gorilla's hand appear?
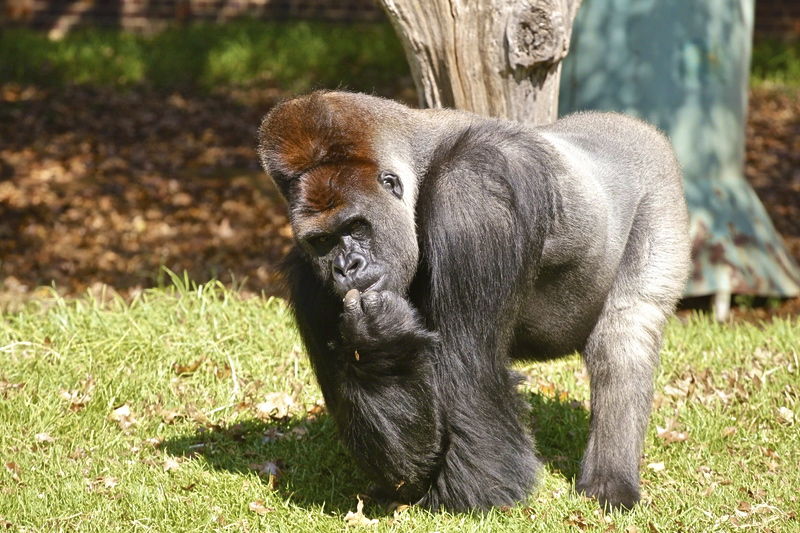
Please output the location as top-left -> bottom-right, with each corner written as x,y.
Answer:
340,289 -> 437,369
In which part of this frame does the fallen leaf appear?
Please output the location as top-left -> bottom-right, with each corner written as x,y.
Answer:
656,421 -> 689,444
59,375 -> 95,412
565,513 -> 590,530
159,408 -> 183,424
185,404 -> 212,426
68,448 -> 87,460
109,404 -> 137,430
34,432 -> 55,444
85,476 -> 119,492
647,462 -> 665,472
173,357 -> 206,375
305,401 -> 326,422
0,380 -> 26,398
759,446 -> 780,459
344,496 -> 379,528
254,392 -> 294,420
261,428 -> 285,443
248,500 -> 273,516
288,425 -> 308,439
248,461 -> 283,479
163,457 -> 181,472
60,389 -> 91,411
4,462 -> 21,483
776,406 -> 795,425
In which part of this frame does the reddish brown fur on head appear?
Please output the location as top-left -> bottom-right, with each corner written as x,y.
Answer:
258,92 -> 379,213
299,161 -> 378,215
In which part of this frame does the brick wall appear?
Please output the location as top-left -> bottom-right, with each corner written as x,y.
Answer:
755,0 -> 800,38
3,0 -> 799,38
1,0 -> 385,34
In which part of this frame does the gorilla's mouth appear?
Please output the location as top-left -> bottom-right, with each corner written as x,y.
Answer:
363,276 -> 385,293
333,272 -> 385,298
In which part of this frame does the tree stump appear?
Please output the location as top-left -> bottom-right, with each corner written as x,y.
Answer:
378,0 -> 582,125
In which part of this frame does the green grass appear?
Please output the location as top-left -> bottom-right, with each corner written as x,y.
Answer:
3,23 -> 798,92
751,39 -> 800,87
1,280 -> 798,531
0,20 -> 410,93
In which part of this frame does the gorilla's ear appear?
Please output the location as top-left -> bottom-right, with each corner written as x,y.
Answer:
257,92 -> 375,197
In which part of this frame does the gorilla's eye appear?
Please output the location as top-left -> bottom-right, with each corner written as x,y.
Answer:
306,233 -> 336,255
379,172 -> 403,199
346,218 -> 370,239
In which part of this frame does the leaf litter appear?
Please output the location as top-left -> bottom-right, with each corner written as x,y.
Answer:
1,83 -> 798,318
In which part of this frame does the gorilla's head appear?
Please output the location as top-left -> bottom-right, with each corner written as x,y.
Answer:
258,92 -> 419,297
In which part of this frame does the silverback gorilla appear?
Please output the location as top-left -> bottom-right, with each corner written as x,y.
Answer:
257,91 -> 690,511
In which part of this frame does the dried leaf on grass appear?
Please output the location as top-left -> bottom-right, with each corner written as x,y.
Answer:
254,392 -> 294,420
0,380 -> 25,398
344,496 -> 379,528
60,375 -> 95,412
248,460 -> 283,490
159,407 -> 183,424
565,513 -> 590,530
656,419 -> 689,445
85,476 -> 119,492
108,404 -> 137,430
34,432 -> 55,444
776,406 -> 795,425
173,357 -> 207,376
163,457 -> 182,472
4,462 -> 21,483
248,461 -> 282,478
248,500 -> 274,516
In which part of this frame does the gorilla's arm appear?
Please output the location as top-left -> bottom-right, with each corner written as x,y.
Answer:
283,249 -> 444,503
407,128 -> 555,509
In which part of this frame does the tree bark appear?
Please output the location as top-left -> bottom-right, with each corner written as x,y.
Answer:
378,0 -> 582,125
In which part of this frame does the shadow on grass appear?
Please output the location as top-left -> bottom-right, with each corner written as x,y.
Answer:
160,395 -> 589,514
527,392 -> 590,483
159,414 -> 371,514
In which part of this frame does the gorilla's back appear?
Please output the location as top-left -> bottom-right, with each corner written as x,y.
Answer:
511,112 -> 688,360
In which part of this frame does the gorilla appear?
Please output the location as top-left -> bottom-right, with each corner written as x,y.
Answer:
257,91 -> 690,511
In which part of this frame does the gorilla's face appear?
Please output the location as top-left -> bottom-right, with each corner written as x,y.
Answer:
257,91 -> 420,298
289,163 -> 418,298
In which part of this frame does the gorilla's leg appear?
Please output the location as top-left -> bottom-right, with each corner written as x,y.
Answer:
577,299 -> 665,509
577,210 -> 687,509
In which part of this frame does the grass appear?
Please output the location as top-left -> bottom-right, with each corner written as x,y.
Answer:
1,279 -> 798,531
2,23 -> 798,93
0,20 -> 410,93
751,39 -> 800,88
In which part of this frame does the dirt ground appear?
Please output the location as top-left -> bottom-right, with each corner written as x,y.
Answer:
1,84 -> 798,316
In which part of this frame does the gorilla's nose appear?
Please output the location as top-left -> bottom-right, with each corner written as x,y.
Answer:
332,252 -> 367,285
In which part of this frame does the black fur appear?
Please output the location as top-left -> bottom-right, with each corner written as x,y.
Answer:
283,123 -> 559,510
